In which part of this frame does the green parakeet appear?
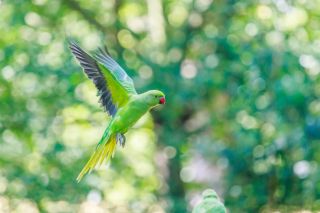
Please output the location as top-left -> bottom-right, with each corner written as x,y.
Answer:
69,42 -> 166,182
192,189 -> 226,213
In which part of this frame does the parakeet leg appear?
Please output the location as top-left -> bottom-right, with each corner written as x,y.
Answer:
116,133 -> 126,147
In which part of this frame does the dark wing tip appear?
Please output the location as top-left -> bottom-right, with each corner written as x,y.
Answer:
66,37 -> 78,48
68,41 -> 118,117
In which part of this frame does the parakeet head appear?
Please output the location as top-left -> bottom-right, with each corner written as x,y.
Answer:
144,90 -> 166,107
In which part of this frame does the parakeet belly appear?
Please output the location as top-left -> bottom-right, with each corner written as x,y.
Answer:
111,103 -> 149,133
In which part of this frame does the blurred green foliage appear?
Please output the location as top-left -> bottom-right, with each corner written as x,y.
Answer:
1,0 -> 320,212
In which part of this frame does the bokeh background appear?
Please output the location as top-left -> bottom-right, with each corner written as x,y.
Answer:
1,0 -> 320,212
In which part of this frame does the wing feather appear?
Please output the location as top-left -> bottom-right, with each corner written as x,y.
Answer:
69,41 -> 137,114
69,42 -> 117,116
94,49 -> 137,96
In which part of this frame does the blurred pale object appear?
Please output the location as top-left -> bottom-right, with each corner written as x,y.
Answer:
188,12 -> 203,28
245,23 -> 258,37
1,65 -> 15,81
75,82 -> 101,107
265,31 -> 284,47
195,0 -> 213,11
24,12 -> 42,27
236,111 -> 258,129
181,60 -> 198,79
117,29 -> 137,49
256,5 -> 273,20
32,0 -> 46,6
168,4 -> 188,27
276,7 -> 308,31
193,189 -> 226,213
13,199 -> 39,213
43,200 -> 74,213
299,54 -> 320,76
139,65 -> 153,79
294,160 -> 311,179
79,201 -> 105,213
147,0 -> 166,45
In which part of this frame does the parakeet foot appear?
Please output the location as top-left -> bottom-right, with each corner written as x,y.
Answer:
116,133 -> 126,147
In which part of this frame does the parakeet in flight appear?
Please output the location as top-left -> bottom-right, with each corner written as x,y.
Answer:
69,41 -> 166,182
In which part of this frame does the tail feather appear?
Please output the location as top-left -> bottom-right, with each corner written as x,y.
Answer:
76,133 -> 117,182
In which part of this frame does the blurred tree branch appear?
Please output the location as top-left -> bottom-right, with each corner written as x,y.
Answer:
61,0 -> 107,32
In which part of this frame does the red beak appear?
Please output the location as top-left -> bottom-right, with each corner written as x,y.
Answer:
159,97 -> 166,104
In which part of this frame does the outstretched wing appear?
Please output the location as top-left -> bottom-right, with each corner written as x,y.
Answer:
94,48 -> 137,107
69,42 -> 136,116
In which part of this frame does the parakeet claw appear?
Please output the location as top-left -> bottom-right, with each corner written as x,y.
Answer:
116,133 -> 126,147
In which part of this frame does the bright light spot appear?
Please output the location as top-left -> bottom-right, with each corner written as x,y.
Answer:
87,190 -> 102,204
261,123 -> 275,137
44,200 -> 73,213
38,41 -> 64,68
265,31 -> 284,47
168,48 -> 182,63
139,65 -> 153,79
205,54 -> 219,68
236,111 -> 258,129
188,12 -> 203,27
147,0 -> 166,45
106,181 -> 135,204
230,185 -> 242,198
0,197 -> 9,213
180,60 -> 197,79
75,82 -> 99,106
127,17 -> 146,33
15,53 -> 30,67
195,0 -> 213,11
134,161 -> 154,177
245,23 -> 258,37
20,26 -> 36,42
37,32 -> 52,45
26,153 -> 42,174
309,101 -> 320,114
168,5 -> 188,27
299,54 -> 320,76
2,129 -> 18,144
294,160 -> 311,179
150,51 -> 166,64
1,66 -> 15,80
273,0 -> 291,13
277,8 -> 308,31
0,177 -> 7,194
83,33 -> 101,51
17,73 -> 38,95
184,110 -> 209,132
32,0 -> 47,5
253,160 -> 269,174
180,167 -> 195,182
118,29 -> 136,49
256,5 -> 273,19
79,201 -> 104,213
253,145 -> 265,158
299,55 -> 318,69
256,93 -> 270,110
15,200 -> 39,213
119,2 -> 143,19
25,12 -> 42,27
164,146 -> 176,159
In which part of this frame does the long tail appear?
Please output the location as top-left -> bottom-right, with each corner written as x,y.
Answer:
76,130 -> 117,182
